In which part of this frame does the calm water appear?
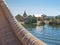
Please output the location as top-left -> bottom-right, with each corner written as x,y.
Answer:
24,24 -> 60,45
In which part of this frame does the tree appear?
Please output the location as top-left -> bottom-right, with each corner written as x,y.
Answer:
24,15 -> 32,24
41,14 -> 47,20
15,14 -> 24,22
32,15 -> 37,23
25,15 -> 37,24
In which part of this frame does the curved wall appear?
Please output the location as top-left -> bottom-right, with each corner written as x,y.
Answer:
0,0 -> 47,45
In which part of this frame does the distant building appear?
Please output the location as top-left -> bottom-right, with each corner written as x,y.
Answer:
41,14 -> 47,17
40,14 -> 47,20
23,11 -> 27,17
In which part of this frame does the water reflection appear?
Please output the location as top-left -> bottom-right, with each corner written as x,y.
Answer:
23,24 -> 36,28
23,24 -> 60,45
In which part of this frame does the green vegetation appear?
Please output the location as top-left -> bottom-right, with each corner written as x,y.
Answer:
15,11 -> 37,25
25,15 -> 37,24
49,18 -> 60,25
15,14 -> 24,22
23,24 -> 37,28
15,11 -> 60,26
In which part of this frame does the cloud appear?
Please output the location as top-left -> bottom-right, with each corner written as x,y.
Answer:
35,14 -> 41,17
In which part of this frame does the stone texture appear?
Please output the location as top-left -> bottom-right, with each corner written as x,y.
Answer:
0,0 -> 22,45
0,0 -> 47,45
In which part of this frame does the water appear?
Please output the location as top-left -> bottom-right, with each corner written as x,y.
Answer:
23,24 -> 60,45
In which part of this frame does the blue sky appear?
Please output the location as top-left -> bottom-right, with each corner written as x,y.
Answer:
6,0 -> 60,16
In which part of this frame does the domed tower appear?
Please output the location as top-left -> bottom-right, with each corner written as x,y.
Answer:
23,10 -> 27,17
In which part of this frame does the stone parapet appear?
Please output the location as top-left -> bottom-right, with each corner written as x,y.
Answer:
0,0 -> 47,45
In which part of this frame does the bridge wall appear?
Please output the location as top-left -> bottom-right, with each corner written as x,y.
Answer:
0,0 -> 47,45
0,1 -> 22,45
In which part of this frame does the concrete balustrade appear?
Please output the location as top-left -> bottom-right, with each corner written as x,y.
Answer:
0,0 -> 47,45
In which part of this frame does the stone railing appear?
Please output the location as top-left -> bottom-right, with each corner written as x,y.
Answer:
0,0 -> 47,45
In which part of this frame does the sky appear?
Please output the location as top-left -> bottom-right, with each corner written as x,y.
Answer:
5,0 -> 60,17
